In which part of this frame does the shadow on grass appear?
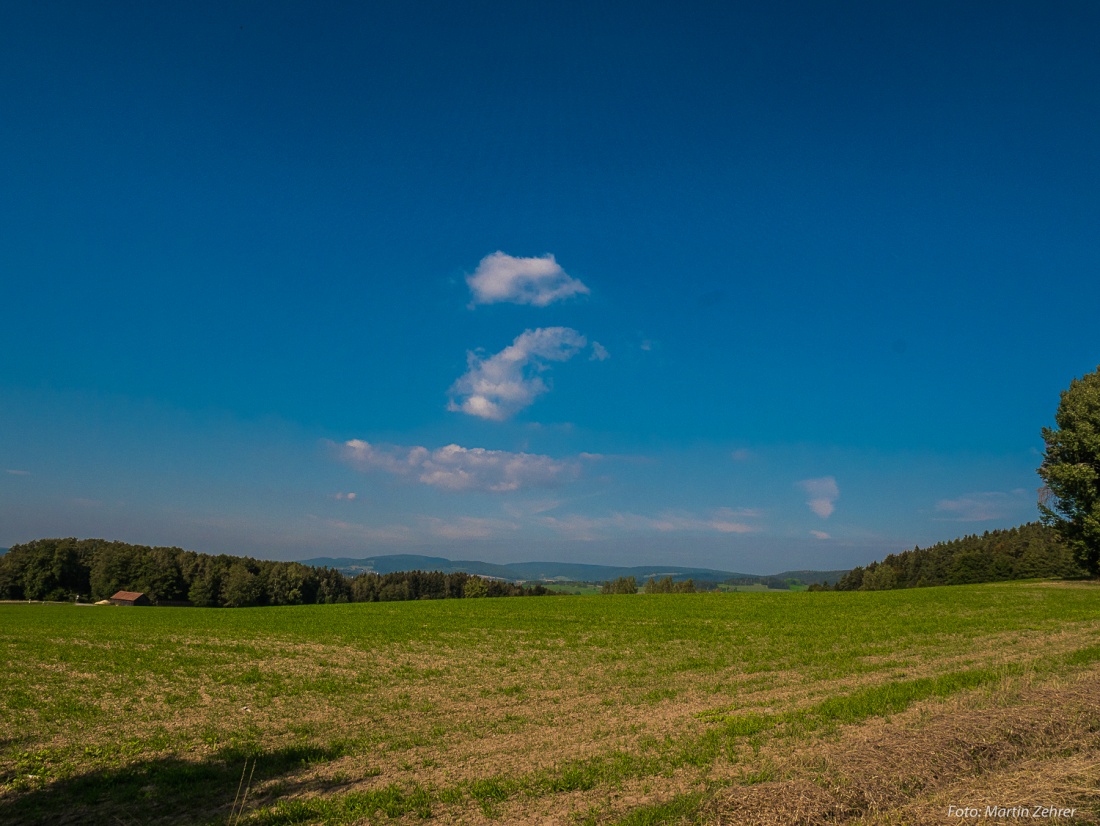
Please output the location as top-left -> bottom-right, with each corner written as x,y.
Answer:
0,744 -> 344,826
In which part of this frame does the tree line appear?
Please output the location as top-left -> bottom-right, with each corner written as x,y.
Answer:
600,575 -> 698,594
722,575 -> 806,590
0,538 -> 552,606
830,522 -> 1085,591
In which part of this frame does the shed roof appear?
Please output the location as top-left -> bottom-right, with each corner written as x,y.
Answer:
111,591 -> 146,601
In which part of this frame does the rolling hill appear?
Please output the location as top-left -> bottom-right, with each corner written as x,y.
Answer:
298,553 -> 848,586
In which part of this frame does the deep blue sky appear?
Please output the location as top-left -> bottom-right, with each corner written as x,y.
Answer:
3,1 -> 1098,572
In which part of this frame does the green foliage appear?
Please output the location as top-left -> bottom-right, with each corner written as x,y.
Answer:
642,576 -> 696,594
0,538 -> 551,606
265,562 -> 309,605
462,576 -> 488,598
186,557 -> 222,606
2,538 -> 94,601
860,564 -> 897,591
1039,365 -> 1100,576
721,572 -> 835,590
221,562 -> 264,608
834,522 -> 1084,590
613,791 -> 707,825
602,575 -> 638,594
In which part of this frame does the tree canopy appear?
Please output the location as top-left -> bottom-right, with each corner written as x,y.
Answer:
0,538 -> 552,605
1039,365 -> 1100,576
833,522 -> 1083,591
601,575 -> 638,595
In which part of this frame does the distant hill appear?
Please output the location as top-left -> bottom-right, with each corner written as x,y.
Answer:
299,554 -> 848,586
301,554 -> 522,580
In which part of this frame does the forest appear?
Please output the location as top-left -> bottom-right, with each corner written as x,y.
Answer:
831,522 -> 1085,591
1,521 -> 1088,606
0,538 -> 551,606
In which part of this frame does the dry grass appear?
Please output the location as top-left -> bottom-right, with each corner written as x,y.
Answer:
702,667 -> 1100,825
3,585 -> 1100,824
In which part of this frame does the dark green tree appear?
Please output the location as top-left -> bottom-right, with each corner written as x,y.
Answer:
138,547 -> 187,602
462,577 -> 488,598
222,561 -> 264,607
1039,365 -> 1100,576
266,562 -> 307,605
187,558 -> 224,607
601,576 -> 637,595
89,541 -> 134,599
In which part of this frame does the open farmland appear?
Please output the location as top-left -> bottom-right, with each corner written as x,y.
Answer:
2,583 -> 1099,824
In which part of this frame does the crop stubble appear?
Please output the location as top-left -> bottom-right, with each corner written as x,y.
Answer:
1,582 -> 1098,824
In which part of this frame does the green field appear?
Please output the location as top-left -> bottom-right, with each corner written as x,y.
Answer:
2,582 -> 1099,824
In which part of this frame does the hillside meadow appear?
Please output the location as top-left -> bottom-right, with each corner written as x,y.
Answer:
1,583 -> 1099,824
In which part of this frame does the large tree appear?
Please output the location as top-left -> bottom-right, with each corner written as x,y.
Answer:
1039,365 -> 1100,576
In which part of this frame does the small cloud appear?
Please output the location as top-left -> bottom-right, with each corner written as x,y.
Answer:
810,530 -> 831,540
448,327 -> 588,421
640,339 -> 654,352
707,507 -> 763,533
423,516 -> 519,540
326,520 -> 415,543
539,507 -> 762,540
935,490 -> 1027,522
5,469 -> 30,476
708,519 -> 758,534
799,476 -> 839,519
590,342 -> 610,361
730,449 -> 752,462
340,440 -> 582,492
466,251 -> 589,308
503,498 -> 563,518
333,492 -> 358,501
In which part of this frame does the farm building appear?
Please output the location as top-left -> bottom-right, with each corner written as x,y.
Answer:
108,591 -> 151,606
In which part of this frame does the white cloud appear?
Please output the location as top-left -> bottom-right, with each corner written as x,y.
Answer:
448,327 -> 588,421
539,507 -> 762,540
935,489 -> 1028,522
323,515 -> 519,543
333,491 -> 357,501
730,449 -> 752,462
799,476 -> 839,519
466,251 -> 589,307
325,519 -> 415,543
340,440 -> 581,492
5,469 -> 30,476
810,530 -> 831,540
423,516 -> 519,540
590,342 -> 610,361
502,498 -> 564,518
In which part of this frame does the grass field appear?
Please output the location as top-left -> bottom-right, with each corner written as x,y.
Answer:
2,582 -> 1099,824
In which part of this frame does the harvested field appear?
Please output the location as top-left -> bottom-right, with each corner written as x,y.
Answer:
1,582 -> 1098,824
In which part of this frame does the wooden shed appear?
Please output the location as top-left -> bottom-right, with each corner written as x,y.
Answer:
109,590 -> 151,606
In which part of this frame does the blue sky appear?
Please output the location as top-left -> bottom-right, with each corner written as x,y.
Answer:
2,1 -> 1099,572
